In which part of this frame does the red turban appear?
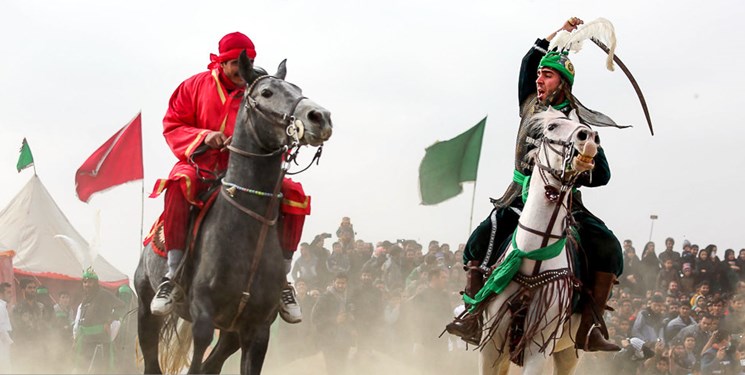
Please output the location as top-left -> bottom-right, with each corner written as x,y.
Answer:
208,32 -> 256,70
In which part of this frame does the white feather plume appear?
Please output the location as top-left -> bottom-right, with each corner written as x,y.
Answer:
548,17 -> 617,71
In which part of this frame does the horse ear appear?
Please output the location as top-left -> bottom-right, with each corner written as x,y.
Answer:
275,59 -> 287,80
238,50 -> 260,85
568,109 -> 580,122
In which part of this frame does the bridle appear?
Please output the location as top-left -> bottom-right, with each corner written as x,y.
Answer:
220,74 -> 322,330
518,121 -> 596,255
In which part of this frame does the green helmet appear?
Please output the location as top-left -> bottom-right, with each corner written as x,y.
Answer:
538,51 -> 575,86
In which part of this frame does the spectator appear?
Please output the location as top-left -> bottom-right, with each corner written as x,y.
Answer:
691,282 -> 712,312
336,217 -> 355,251
665,303 -> 696,343
292,242 -> 322,288
362,244 -> 388,281
633,295 -> 666,342
700,330 -> 737,375
640,242 -> 661,293
406,268 -> 452,375
721,294 -> 745,335
737,249 -> 745,281
612,337 -> 656,375
326,241 -> 351,275
11,278 -> 45,372
311,273 -> 353,375
696,249 -> 716,287
680,263 -> 696,296
669,338 -> 696,375
720,249 -> 740,293
657,259 -> 681,292
623,244 -> 644,295
659,237 -> 682,271
348,268 -> 383,362
675,314 -> 714,356
708,298 -> 726,319
381,245 -> 405,292
0,282 -> 13,373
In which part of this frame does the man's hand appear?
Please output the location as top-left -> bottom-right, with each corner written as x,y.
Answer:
205,131 -> 229,149
547,16 -> 584,41
561,17 -> 584,33
716,346 -> 727,360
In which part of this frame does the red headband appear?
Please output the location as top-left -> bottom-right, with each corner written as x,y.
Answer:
208,32 -> 256,70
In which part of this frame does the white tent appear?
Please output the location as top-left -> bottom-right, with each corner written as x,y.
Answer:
0,175 -> 128,285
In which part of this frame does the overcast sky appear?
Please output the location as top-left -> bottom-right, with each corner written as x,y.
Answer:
1,0 -> 743,280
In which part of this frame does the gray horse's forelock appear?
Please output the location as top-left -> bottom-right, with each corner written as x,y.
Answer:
527,109 -> 569,136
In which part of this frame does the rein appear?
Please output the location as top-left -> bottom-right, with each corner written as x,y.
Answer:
521,128 -> 585,276
222,75 -> 309,330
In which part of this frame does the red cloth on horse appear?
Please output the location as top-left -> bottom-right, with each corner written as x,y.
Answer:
280,178 -> 311,252
149,68 -> 244,206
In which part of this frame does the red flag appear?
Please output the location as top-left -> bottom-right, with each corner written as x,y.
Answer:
76,113 -> 143,202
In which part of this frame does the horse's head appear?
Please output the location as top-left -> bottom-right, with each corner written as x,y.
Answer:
528,107 -> 600,183
236,51 -> 332,151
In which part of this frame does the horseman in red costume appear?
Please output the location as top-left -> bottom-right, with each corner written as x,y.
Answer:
148,32 -> 305,324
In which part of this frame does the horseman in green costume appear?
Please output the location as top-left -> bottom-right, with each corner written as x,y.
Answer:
447,17 -> 624,352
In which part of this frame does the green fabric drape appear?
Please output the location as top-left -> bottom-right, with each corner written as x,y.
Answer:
463,231 -> 566,310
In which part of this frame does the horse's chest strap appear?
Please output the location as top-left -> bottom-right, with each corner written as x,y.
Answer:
513,268 -> 573,290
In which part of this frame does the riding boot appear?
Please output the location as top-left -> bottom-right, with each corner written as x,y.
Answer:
151,249 -> 184,316
575,271 -> 621,352
279,259 -> 302,324
445,260 -> 484,345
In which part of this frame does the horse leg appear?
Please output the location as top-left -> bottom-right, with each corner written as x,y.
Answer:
187,304 -> 215,374
521,346 -> 549,375
136,274 -> 163,374
551,348 -> 579,375
239,324 -> 271,375
202,331 -> 240,374
479,332 -> 508,375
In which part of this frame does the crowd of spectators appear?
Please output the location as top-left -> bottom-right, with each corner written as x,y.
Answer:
272,217 -> 476,374
0,278 -> 137,374
274,220 -> 745,375
584,238 -> 745,375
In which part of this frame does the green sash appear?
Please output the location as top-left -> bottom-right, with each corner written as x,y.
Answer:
463,231 -> 566,310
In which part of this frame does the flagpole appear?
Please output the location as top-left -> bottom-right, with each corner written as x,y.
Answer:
139,179 -> 145,250
468,180 -> 477,235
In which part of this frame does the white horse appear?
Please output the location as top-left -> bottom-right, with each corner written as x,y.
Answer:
478,107 -> 600,375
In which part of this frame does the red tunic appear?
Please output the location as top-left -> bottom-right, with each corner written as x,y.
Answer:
145,68 -> 311,254
150,68 -> 244,206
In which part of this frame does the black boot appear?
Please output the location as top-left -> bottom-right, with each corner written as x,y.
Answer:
445,260 -> 484,345
575,272 -> 621,352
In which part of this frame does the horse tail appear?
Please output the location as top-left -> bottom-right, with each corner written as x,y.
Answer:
158,314 -> 193,374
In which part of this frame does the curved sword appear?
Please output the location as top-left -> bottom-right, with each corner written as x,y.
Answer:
592,38 -> 654,136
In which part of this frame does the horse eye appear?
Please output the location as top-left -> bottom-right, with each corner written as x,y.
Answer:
547,123 -> 558,131
261,89 -> 273,98
595,134 -> 601,144
577,131 -> 588,141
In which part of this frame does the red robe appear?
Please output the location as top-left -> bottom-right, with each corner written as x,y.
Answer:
150,68 -> 243,205
145,68 -> 310,254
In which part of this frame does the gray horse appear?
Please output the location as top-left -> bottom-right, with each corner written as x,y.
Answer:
134,51 -> 333,374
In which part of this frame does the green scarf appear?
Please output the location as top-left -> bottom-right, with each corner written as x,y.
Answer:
463,231 -> 566,310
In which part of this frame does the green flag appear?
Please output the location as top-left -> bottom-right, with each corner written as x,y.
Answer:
17,138 -> 34,172
419,117 -> 486,205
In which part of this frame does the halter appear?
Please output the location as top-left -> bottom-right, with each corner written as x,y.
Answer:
227,75 -> 307,158
520,121 -> 595,276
